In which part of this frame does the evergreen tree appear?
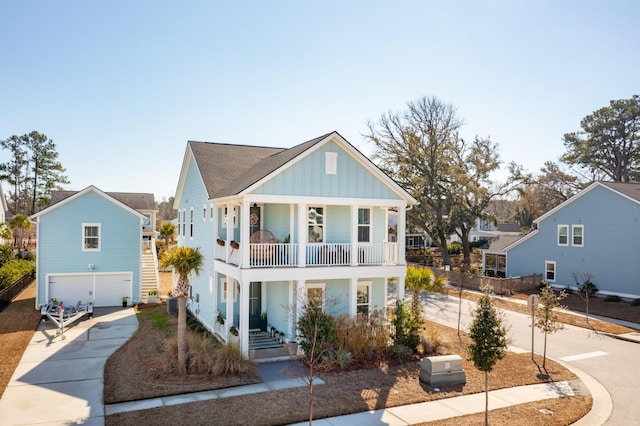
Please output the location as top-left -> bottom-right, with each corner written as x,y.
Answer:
467,293 -> 508,426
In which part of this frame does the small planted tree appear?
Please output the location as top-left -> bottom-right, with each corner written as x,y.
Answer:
390,300 -> 422,355
405,265 -> 447,314
535,282 -> 567,369
571,271 -> 597,326
467,292 -> 508,426
296,293 -> 338,425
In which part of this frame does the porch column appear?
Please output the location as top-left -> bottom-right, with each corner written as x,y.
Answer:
296,279 -> 305,339
349,277 -> 357,318
397,274 -> 406,304
225,276 -> 234,337
287,281 -> 294,340
225,203 -> 233,262
297,203 -> 307,267
241,201 -> 250,267
239,279 -> 249,357
350,205 -> 359,266
398,204 -> 407,265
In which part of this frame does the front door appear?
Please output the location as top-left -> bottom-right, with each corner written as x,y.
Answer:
249,282 -> 262,330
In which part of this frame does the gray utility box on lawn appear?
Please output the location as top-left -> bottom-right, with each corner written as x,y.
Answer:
419,354 -> 466,386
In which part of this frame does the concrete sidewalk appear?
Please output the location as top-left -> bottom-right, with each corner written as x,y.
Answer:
0,307 -> 138,426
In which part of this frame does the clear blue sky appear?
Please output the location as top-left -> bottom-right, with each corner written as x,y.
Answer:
1,1 -> 638,201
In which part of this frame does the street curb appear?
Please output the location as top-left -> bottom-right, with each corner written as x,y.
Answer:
604,332 -> 640,343
555,359 -> 612,426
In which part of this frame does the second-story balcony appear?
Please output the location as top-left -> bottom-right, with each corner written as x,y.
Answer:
215,241 -> 399,268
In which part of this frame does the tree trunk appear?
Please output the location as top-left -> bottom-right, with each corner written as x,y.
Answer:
485,371 -> 489,426
543,331 -> 548,369
177,296 -> 188,375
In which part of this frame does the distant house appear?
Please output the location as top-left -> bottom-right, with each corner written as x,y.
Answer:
482,181 -> 640,298
31,186 -> 159,308
173,131 -> 416,357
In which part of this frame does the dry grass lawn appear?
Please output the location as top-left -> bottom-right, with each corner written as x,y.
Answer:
0,281 -> 41,399
104,306 -> 588,425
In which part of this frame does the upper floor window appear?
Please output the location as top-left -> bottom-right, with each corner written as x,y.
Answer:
222,207 -> 237,228
181,209 -> 186,236
358,208 -> 371,243
308,207 -> 324,243
572,225 -> 584,247
557,225 -> 568,246
83,223 -> 101,251
190,208 -> 194,238
203,205 -> 207,221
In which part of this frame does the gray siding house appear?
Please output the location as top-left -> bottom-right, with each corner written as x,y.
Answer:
483,181 -> 640,298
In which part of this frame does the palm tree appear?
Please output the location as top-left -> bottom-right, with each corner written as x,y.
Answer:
405,265 -> 447,313
9,214 -> 31,250
159,222 -> 176,247
159,246 -> 204,375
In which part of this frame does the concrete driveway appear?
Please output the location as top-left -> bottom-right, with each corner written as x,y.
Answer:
0,307 -> 138,426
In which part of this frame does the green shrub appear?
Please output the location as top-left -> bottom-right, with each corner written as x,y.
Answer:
604,295 -> 622,303
578,280 -> 598,297
391,301 -> 421,354
0,244 -> 14,266
447,241 -> 462,255
297,299 -> 338,356
0,259 -> 35,289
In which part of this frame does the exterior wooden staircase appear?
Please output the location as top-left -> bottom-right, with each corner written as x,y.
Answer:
249,331 -> 283,350
141,242 -> 160,303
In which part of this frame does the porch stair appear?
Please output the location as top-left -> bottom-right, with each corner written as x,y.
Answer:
249,331 -> 283,350
141,251 -> 159,303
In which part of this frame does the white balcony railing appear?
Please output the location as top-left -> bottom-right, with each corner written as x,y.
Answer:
217,241 -> 399,268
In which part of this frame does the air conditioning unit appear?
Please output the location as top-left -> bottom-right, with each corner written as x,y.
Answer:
167,297 -> 178,314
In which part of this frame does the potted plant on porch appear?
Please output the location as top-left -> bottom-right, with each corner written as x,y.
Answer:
147,290 -> 158,303
121,296 -> 128,308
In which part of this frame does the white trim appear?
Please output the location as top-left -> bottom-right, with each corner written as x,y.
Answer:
545,260 -> 556,282
221,278 -> 237,302
557,224 -> 569,246
31,185 -> 146,221
356,281 -> 372,315
572,224 -> 584,247
82,223 -> 101,252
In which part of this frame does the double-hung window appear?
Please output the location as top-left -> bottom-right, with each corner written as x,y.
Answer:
83,223 -> 100,251
545,261 -> 556,282
357,282 -> 372,315
358,208 -> 371,243
306,283 -> 325,311
308,207 -> 324,243
572,225 -> 584,247
557,225 -> 568,246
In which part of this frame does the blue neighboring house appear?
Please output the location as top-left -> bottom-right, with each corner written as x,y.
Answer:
173,131 -> 417,357
482,181 -> 640,298
32,186 -> 159,308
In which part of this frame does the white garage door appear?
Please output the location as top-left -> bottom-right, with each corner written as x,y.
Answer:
48,273 -> 133,307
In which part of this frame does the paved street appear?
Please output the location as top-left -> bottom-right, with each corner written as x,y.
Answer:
420,292 -> 640,425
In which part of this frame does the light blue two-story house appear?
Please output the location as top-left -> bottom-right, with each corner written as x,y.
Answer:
32,186 -> 159,308
483,181 -> 640,298
173,131 -> 417,357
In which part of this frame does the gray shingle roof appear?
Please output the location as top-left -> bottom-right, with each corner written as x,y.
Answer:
190,132 -> 332,199
486,234 -> 522,251
599,181 -> 640,202
51,190 -> 156,211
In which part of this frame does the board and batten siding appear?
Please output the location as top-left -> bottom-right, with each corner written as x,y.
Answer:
507,184 -> 640,297
252,141 -> 401,200
177,152 -> 222,332
36,190 -> 142,306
